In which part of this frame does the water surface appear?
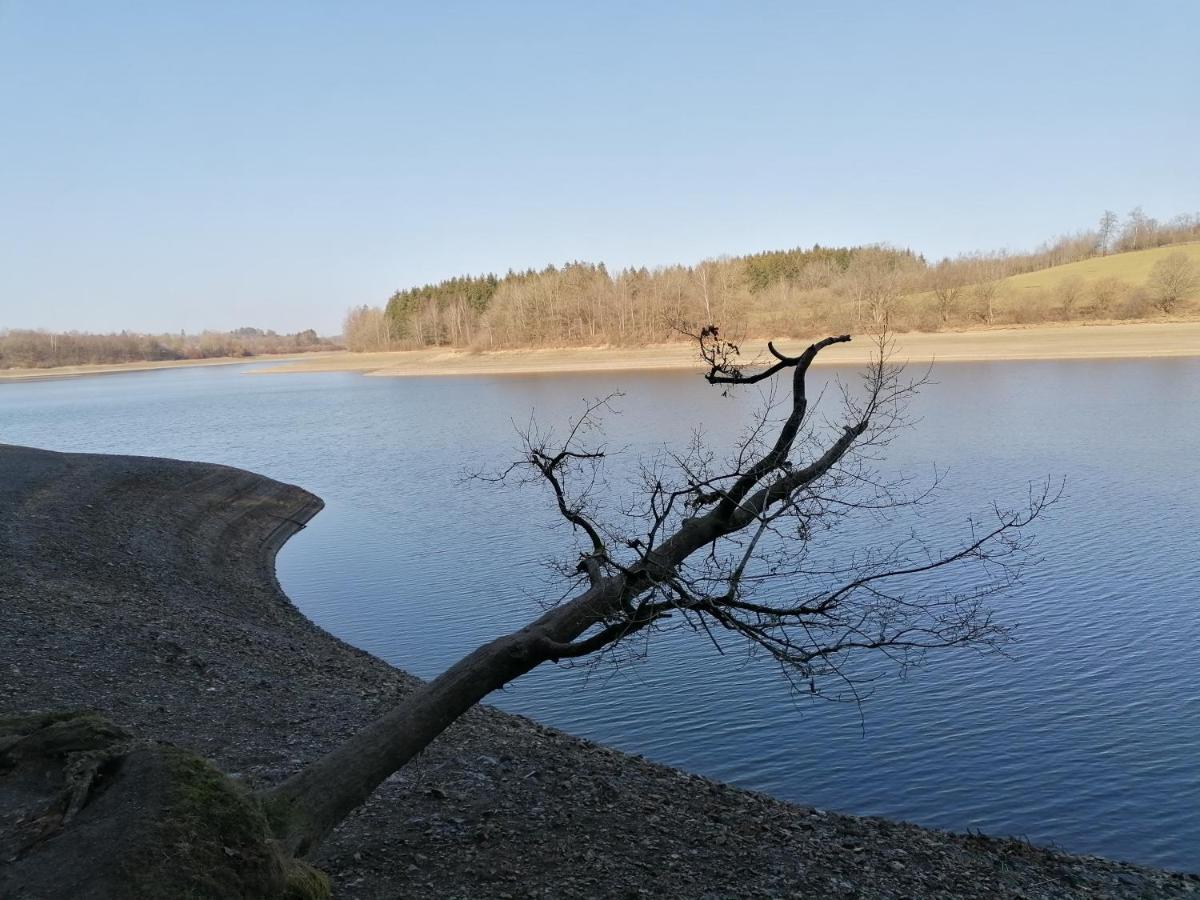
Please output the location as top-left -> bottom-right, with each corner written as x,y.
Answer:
2,357 -> 1197,870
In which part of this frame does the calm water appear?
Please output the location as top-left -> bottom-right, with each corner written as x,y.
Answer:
2,358 -> 1197,871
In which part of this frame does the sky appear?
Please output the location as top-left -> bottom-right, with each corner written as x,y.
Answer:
1,1 -> 1197,335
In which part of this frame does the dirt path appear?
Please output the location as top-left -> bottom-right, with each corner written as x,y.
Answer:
1,444 -> 1195,898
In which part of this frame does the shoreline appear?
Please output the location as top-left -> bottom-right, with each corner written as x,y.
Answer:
2,321 -> 1197,384
252,320 -> 1200,378
1,442 -> 1195,897
0,352 -> 307,382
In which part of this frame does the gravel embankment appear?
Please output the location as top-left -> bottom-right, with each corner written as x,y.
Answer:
1,443 -> 1195,899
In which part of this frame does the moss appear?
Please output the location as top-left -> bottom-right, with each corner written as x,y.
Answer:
126,747 -> 331,899
3,709 -> 331,899
281,859 -> 331,900
164,749 -> 268,847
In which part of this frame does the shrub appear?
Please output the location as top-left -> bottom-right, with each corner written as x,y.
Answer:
1146,252 -> 1200,313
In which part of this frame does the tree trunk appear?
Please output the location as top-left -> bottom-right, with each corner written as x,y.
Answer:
263,580 -> 620,856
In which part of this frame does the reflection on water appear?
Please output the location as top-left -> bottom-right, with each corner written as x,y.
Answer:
2,357 -> 1197,870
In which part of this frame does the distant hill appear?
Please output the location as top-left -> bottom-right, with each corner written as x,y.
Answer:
345,219 -> 1200,352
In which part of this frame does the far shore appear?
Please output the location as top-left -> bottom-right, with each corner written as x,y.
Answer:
261,320 -> 1200,378
2,320 -> 1197,383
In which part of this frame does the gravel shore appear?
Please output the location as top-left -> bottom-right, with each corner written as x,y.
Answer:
1,443 -> 1195,899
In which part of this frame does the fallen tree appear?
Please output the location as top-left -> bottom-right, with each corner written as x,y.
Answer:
264,331 -> 1054,856
2,332 -> 1054,897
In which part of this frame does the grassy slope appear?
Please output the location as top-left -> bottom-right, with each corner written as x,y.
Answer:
1001,242 -> 1200,294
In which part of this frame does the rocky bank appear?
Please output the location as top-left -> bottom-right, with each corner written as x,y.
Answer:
1,443 -> 1195,898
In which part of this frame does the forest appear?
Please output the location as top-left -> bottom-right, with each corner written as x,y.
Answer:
344,208 -> 1200,352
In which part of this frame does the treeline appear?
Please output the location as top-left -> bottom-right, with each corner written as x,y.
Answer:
0,327 -> 336,370
345,208 -> 1200,351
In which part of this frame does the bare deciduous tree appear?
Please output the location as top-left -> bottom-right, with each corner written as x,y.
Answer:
967,258 -> 1005,325
844,251 -> 907,329
262,331 -> 1054,856
1121,206 -> 1159,251
929,261 -> 967,323
341,305 -> 394,352
1097,210 -> 1119,255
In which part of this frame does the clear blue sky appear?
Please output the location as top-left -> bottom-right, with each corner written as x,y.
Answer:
1,1 -> 1197,334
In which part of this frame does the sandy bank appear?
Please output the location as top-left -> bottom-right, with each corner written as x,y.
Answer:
1,444 -> 1195,898
261,321 -> 1200,379
0,353 -> 308,382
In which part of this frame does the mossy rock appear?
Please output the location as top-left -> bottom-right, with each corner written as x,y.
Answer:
0,711 -> 328,899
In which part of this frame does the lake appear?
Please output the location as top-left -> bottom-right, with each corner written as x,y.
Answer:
1,356 -> 1197,871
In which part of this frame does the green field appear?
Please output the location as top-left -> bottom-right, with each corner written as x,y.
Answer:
1002,242 -> 1200,295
